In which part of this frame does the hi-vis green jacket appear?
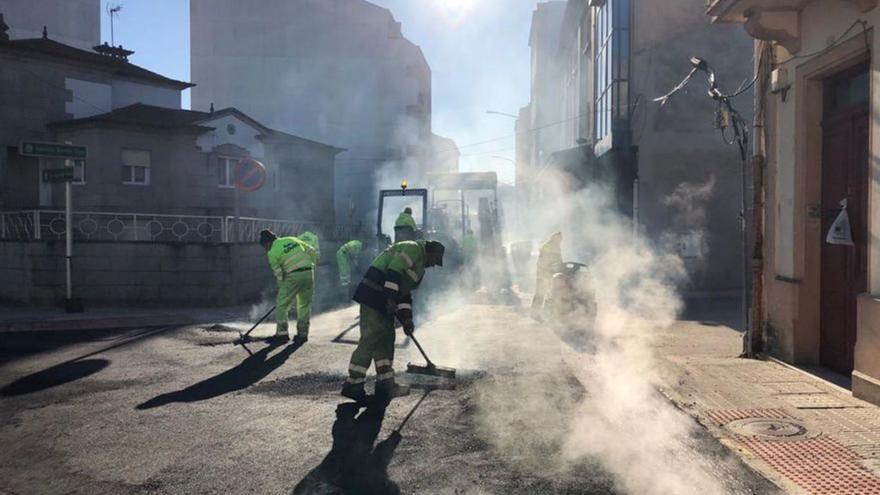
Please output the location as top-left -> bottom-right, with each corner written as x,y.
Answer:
352,240 -> 426,327
267,236 -> 316,282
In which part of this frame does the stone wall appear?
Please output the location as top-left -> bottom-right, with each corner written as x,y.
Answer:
0,239 -> 352,306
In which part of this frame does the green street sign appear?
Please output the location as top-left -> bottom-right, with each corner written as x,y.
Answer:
20,141 -> 87,160
42,167 -> 75,183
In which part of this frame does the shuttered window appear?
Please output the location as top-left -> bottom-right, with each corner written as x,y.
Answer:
122,149 -> 151,185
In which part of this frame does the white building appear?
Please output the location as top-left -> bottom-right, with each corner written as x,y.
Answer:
0,0 -> 99,51
190,0 -> 455,220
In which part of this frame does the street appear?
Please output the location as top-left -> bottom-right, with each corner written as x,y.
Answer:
0,299 -> 779,495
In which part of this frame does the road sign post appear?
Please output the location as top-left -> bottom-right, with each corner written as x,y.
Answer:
230,157 -> 267,303
20,142 -> 86,313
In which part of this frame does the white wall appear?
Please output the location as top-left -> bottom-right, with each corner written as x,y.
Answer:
0,0 -> 100,50
111,80 -> 180,110
195,114 -> 266,159
64,78 -> 112,118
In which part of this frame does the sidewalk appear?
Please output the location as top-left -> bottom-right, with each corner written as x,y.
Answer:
0,304 -> 256,332
659,319 -> 880,495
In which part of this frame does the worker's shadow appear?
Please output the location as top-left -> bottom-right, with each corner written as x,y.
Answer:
136,341 -> 300,410
292,402 -> 401,495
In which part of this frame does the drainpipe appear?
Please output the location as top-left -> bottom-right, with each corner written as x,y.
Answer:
749,41 -> 771,355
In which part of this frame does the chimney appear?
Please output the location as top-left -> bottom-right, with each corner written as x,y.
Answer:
92,41 -> 134,61
0,14 -> 9,42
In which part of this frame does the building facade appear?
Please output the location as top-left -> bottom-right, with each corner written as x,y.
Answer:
0,0 -> 100,51
708,0 -> 880,405
190,0 -> 456,221
520,0 -> 752,294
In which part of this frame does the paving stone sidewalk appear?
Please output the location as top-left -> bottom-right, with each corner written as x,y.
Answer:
658,319 -> 880,494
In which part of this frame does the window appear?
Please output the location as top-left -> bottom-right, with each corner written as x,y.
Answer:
594,0 -> 630,144
122,149 -> 150,185
218,156 -> 237,188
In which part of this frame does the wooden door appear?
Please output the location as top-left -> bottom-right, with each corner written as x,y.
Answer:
820,63 -> 870,375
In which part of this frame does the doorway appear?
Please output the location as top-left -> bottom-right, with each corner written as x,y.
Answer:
819,62 -> 870,375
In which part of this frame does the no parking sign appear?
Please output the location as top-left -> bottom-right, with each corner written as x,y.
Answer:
233,157 -> 267,192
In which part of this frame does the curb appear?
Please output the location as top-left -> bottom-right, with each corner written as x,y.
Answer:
0,314 -> 196,333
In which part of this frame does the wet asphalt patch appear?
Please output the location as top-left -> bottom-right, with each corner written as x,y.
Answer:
249,372 -> 346,397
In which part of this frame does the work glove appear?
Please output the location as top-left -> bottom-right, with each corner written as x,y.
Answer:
402,320 -> 415,336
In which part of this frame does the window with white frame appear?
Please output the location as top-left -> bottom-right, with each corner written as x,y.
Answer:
218,156 -> 238,187
121,149 -> 150,185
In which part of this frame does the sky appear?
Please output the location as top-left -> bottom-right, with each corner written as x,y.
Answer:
98,0 -> 542,184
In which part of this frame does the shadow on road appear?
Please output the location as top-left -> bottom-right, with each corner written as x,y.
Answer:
293,402 -> 401,495
0,358 -> 110,396
293,390 -> 431,495
136,341 -> 301,410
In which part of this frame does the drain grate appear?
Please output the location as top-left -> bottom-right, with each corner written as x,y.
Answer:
739,436 -> 880,494
725,418 -> 816,442
708,408 -> 793,426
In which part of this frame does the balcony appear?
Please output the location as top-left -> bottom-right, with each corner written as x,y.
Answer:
706,0 -> 877,53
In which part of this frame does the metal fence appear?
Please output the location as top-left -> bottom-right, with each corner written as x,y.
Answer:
0,210 -> 367,243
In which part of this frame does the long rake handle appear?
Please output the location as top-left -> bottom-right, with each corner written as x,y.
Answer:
242,305 -> 276,338
409,333 -> 435,368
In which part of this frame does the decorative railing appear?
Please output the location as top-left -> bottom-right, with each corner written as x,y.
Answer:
0,210 -> 366,243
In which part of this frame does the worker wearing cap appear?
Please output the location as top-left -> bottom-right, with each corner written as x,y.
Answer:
260,229 -> 316,344
394,207 -> 417,243
336,239 -> 364,288
342,239 -> 445,402
532,232 -> 563,310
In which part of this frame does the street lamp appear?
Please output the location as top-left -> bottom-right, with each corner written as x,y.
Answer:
485,110 -> 518,119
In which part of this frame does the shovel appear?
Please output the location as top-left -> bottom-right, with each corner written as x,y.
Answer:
232,305 -> 276,345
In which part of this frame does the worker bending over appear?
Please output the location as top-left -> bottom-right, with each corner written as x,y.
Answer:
394,207 -> 417,243
336,239 -> 363,288
260,229 -> 316,344
342,239 -> 445,402
532,232 -> 563,309
299,230 -> 320,264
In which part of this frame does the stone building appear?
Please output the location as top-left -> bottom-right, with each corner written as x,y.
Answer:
708,0 -> 880,404
519,0 -> 752,295
190,0 -> 458,220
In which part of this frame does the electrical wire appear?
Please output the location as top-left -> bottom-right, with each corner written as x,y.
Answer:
779,19 -> 869,64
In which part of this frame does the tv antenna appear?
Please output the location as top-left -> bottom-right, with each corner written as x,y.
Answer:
107,3 -> 123,45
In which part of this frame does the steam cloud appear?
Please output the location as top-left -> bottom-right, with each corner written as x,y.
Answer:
420,167 -> 751,494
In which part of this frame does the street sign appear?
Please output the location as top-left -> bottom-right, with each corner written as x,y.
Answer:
20,141 -> 88,160
42,167 -> 74,183
233,157 -> 267,192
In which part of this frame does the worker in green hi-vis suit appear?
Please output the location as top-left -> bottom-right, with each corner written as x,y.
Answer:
336,239 -> 363,287
260,229 -> 315,345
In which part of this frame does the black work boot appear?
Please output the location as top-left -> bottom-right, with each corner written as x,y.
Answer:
375,378 -> 410,402
293,334 -> 308,346
341,382 -> 367,402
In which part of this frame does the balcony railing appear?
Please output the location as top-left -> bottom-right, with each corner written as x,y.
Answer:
0,210 -> 366,243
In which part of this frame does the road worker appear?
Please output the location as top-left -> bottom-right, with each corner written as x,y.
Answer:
341,239 -> 445,402
394,207 -> 417,243
299,230 -> 321,264
260,229 -> 316,345
531,232 -> 563,310
336,239 -> 364,288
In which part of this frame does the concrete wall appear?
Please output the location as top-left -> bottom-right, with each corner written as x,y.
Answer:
0,0 -> 100,51
0,239 -> 355,306
190,0 -> 434,220
631,0 -> 753,293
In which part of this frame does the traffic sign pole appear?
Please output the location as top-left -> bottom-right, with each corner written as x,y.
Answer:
65,178 -> 72,301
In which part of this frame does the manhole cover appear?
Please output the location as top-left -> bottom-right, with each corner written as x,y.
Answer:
725,418 -> 816,441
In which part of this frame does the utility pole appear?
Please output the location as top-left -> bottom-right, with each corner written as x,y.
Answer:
655,57 -> 756,356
